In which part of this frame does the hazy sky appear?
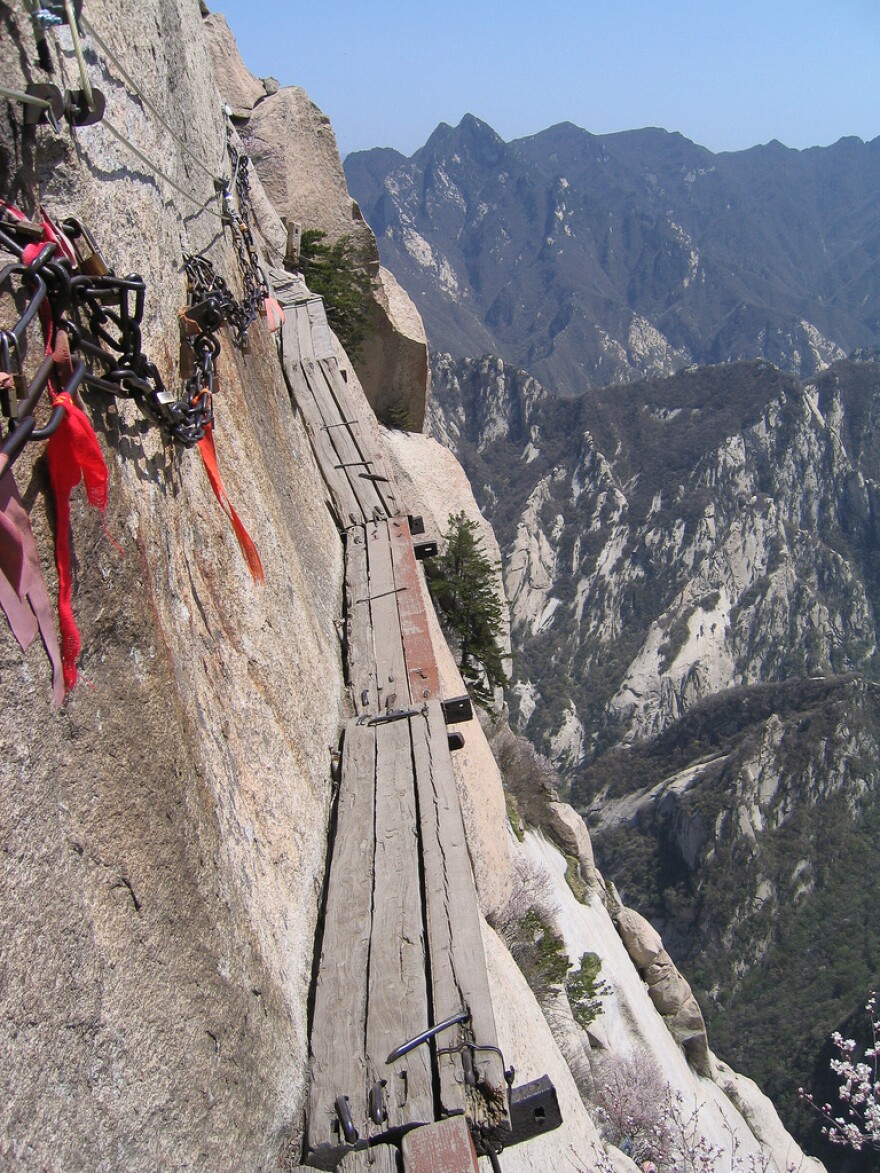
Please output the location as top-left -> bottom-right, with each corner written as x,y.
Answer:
213,1 -> 878,159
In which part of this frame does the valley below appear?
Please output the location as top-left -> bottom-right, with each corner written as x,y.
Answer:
348,118 -> 880,1161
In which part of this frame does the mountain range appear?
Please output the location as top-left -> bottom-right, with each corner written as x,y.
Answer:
427,349 -> 880,1160
347,114 -> 880,1159
346,116 -> 880,395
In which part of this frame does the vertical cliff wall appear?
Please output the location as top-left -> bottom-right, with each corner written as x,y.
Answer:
202,12 -> 429,433
1,3 -> 346,1167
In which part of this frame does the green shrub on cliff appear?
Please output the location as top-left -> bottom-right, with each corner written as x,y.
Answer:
426,512 -> 509,707
299,229 -> 373,359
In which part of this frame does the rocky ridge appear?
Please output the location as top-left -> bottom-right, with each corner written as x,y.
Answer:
346,117 -> 880,396
429,348 -> 880,1154
430,354 -> 880,751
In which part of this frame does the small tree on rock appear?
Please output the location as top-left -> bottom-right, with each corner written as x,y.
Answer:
426,512 -> 509,707
299,229 -> 374,359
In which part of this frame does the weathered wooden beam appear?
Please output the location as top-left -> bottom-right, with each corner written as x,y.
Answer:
280,353 -> 364,524
365,519 -> 410,709
303,359 -> 384,521
315,358 -> 399,517
306,296 -> 336,360
365,720 -> 433,1132
387,516 -> 441,704
345,527 -> 377,715
283,219 -> 301,269
339,1145 -> 400,1172
410,701 -> 511,1137
306,722 -> 377,1167
297,300 -> 316,361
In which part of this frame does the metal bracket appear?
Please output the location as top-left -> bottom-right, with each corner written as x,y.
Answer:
334,1095 -> 358,1145
385,1010 -> 471,1064
441,695 -> 474,724
413,538 -> 438,560
506,1075 -> 562,1146
360,705 -> 424,728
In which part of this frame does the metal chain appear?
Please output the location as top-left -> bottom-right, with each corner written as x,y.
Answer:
222,132 -> 270,345
0,212 -> 212,448
175,136 -> 272,420
1,127 -> 273,452
65,264 -> 213,447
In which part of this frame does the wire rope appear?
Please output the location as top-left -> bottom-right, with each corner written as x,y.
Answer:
98,116 -> 224,219
63,0 -> 95,110
79,13 -> 226,187
0,86 -> 52,110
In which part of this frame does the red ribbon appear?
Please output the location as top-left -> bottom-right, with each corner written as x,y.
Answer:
46,390 -> 109,691
19,224 -> 111,694
197,424 -> 264,582
0,468 -> 65,705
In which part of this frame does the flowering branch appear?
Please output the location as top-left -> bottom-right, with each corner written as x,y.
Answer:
799,992 -> 880,1152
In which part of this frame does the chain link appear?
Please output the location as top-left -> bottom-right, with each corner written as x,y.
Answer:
222,132 -> 270,345
69,267 -> 213,447
1,130 -> 271,451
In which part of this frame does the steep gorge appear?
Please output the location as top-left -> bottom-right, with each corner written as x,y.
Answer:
429,349 -> 880,1155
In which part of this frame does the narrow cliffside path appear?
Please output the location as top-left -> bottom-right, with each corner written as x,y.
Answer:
272,274 -> 532,1170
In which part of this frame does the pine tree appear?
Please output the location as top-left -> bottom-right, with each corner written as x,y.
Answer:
299,229 -> 373,359
426,512 -> 509,707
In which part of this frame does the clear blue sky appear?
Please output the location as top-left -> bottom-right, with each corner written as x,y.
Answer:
213,1 -> 878,159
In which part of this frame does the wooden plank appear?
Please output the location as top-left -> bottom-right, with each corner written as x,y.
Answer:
365,720 -> 434,1132
339,1145 -> 399,1172
307,722 -> 377,1166
365,519 -> 410,709
316,359 -> 398,518
387,517 -> 441,703
284,359 -> 364,526
296,300 -> 315,361
346,526 -> 377,716
307,296 -> 336,360
269,267 -> 310,362
402,1118 -> 479,1173
303,359 -> 381,522
411,702 -> 510,1134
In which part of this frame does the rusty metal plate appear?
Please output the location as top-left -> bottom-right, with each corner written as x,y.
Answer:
401,1117 -> 479,1173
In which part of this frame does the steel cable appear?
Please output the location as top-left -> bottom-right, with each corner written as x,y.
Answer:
99,116 -> 224,219
80,13 -> 226,188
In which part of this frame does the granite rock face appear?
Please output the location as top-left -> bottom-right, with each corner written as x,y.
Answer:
2,5 -> 344,1168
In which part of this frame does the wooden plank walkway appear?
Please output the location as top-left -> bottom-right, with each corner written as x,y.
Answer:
412,701 -> 508,1123
271,271 -> 511,1170
273,268 -> 398,527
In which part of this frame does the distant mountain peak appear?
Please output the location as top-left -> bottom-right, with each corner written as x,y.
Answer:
458,112 -> 497,134
418,113 -> 507,170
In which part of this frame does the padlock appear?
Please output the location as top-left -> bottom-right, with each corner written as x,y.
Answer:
62,217 -> 109,277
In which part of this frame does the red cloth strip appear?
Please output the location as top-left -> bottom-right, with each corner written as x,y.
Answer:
197,425 -> 264,582
46,390 -> 109,691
